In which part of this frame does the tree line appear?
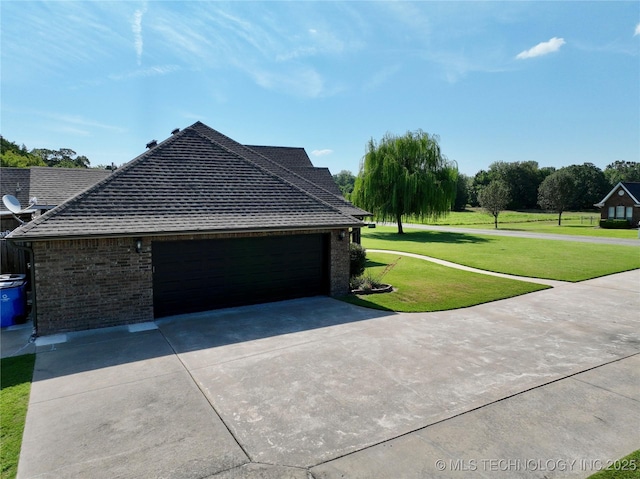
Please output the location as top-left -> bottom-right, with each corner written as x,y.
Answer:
337,160 -> 640,211
0,136 -> 115,169
334,130 -> 640,232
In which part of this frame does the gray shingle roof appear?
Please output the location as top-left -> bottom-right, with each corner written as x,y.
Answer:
29,167 -> 112,206
294,167 -> 343,196
622,182 -> 640,203
0,168 -> 31,206
1,167 -> 111,208
194,124 -> 368,217
246,146 -> 344,196
8,123 -> 365,240
246,145 -> 314,169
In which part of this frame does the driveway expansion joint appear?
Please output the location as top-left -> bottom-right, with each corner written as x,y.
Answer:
155,326 -> 254,464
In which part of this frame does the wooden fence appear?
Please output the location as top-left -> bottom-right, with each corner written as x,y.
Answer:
0,239 -> 28,275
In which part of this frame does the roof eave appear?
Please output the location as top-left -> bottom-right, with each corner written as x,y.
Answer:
7,221 -> 367,242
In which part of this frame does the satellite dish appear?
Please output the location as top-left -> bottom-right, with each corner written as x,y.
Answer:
2,195 -> 22,214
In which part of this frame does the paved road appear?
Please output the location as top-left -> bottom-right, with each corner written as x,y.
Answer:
13,269 -> 640,478
376,222 -> 640,246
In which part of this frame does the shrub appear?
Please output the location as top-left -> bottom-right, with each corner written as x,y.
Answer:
349,243 -> 367,278
350,271 -> 385,292
600,219 -> 631,229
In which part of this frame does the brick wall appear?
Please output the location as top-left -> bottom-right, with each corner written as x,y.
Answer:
33,237 -> 153,335
329,229 -> 350,296
31,228 -> 351,334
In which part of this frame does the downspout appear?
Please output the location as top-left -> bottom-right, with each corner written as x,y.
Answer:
7,239 -> 37,338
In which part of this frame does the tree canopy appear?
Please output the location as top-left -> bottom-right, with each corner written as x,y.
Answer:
1,137 -> 45,167
1,136 -> 91,168
453,173 -> 470,211
31,148 -> 90,168
478,180 -> 511,229
561,163 -> 609,210
538,169 -> 575,225
352,130 -> 458,234
332,170 -> 356,199
604,161 -> 640,184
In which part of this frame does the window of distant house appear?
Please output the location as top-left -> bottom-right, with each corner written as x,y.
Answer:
616,205 -> 625,219
608,206 -> 615,218
626,207 -> 633,220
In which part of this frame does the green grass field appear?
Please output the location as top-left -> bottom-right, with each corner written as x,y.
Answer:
464,222 -> 638,238
404,209 -> 638,239
1,354 -> 35,479
409,209 -> 600,225
361,226 -> 640,282
342,252 -> 549,312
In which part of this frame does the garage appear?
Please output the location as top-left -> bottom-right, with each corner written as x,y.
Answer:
152,234 -> 329,318
8,122 -> 366,334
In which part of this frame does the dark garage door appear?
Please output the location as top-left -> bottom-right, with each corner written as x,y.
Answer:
152,234 -> 329,318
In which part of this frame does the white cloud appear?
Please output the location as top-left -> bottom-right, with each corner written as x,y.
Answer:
635,23 -> 640,36
311,149 -> 333,156
109,65 -> 180,81
245,65 -> 329,98
516,37 -> 565,60
132,3 -> 148,65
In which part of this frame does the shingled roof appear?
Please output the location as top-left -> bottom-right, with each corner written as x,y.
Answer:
8,122 -> 365,240
246,145 -> 314,169
193,124 -> 369,218
247,146 -> 344,196
0,167 -> 111,208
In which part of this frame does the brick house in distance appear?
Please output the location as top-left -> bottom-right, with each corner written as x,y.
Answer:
594,182 -> 640,227
7,122 -> 368,335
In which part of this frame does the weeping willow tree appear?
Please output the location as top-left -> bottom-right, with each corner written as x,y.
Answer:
352,130 -> 458,234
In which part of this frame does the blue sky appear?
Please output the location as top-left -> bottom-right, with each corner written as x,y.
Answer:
1,1 -> 638,177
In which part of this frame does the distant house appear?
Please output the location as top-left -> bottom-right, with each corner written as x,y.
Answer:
7,122 -> 368,335
594,182 -> 640,227
1,166 -> 112,232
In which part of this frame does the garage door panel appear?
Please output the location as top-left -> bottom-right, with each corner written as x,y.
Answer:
152,234 -> 328,318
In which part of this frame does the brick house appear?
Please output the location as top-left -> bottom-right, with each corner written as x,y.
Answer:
594,182 -> 640,227
7,122 -> 368,335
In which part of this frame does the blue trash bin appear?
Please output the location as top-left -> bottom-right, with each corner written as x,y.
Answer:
0,274 -> 27,328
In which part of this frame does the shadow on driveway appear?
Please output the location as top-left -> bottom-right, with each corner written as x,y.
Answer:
30,296 -> 393,382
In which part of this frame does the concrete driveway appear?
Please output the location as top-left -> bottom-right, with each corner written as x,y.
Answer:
16,270 -> 640,478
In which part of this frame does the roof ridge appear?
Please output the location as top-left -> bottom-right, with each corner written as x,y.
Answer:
192,124 -> 368,216
189,125 -> 360,220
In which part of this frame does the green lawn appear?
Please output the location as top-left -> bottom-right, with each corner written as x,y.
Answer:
342,252 -> 549,312
405,209 -> 638,239
462,221 -> 638,238
409,209 -> 600,226
1,354 -> 35,479
586,450 -> 640,479
362,226 -> 640,282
